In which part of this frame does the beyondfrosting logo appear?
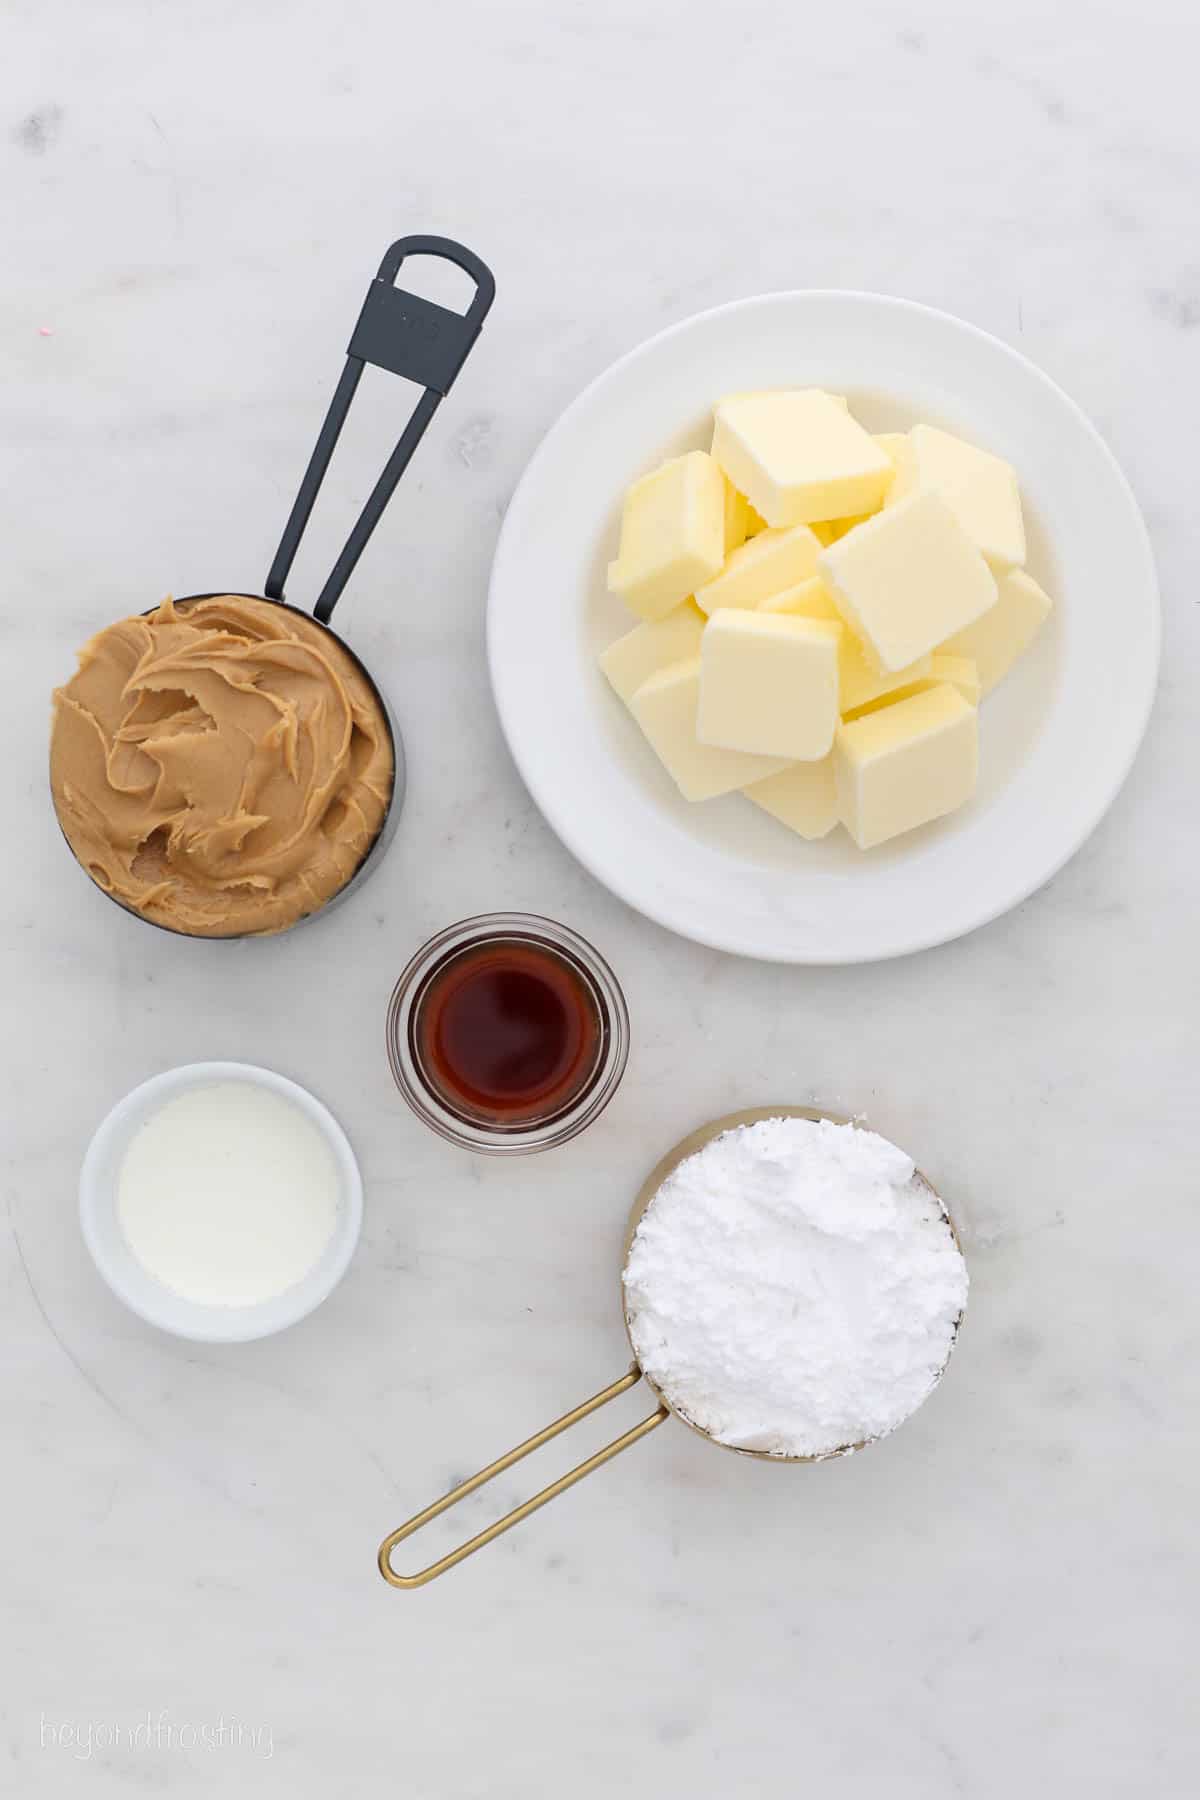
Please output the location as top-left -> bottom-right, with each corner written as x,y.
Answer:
39,1711 -> 274,1762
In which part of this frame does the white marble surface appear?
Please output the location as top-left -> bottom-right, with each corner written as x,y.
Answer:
3,1 -> 1196,1793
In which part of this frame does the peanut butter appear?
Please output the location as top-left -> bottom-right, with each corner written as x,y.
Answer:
50,595 -> 394,937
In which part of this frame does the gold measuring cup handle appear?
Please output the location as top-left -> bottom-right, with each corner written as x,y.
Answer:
377,1366 -> 668,1588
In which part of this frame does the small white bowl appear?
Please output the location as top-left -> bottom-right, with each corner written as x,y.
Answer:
80,1061 -> 363,1343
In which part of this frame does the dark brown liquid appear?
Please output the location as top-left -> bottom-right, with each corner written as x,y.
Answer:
413,939 -> 603,1126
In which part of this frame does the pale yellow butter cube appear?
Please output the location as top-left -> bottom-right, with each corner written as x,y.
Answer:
841,654 -> 980,720
875,430 -> 914,510
875,431 -> 911,466
698,610 -> 841,762
599,602 -> 707,705
928,653 -> 981,706
835,684 -> 978,849
839,640 -> 933,715
694,522 -> 822,615
718,388 -> 849,411
884,424 -> 1025,570
607,451 -> 726,621
765,432 -> 900,540
939,568 -> 1052,693
819,491 -> 998,672
722,477 -> 753,554
754,577 -> 924,710
629,659 -> 791,802
711,390 -> 893,529
757,575 -> 841,620
820,513 -> 875,543
744,758 -> 839,841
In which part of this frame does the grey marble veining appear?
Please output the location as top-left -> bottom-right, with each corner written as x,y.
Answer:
2,1 -> 1196,1794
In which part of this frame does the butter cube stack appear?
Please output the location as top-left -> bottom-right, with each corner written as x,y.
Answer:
628,660 -> 790,802
744,758 -> 839,841
836,685 -> 979,850
699,611 -> 842,761
712,390 -> 893,528
818,491 -> 998,672
607,452 -> 726,621
886,424 -> 1026,570
601,394 -> 1052,850
599,602 -> 706,704
756,575 -> 933,715
694,522 -> 821,614
941,569 -> 1053,692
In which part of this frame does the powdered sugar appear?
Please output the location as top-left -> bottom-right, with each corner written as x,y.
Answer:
622,1116 -> 968,1458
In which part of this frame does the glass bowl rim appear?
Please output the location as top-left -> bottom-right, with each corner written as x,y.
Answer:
386,912 -> 630,1155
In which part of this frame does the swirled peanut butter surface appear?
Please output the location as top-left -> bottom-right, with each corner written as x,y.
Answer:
50,595 -> 393,936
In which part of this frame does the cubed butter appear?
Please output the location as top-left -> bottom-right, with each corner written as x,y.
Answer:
599,602 -> 707,705
607,451 -> 726,621
694,521 -> 822,614
756,574 -> 842,620
698,610 -> 841,762
841,654 -> 980,720
744,758 -> 839,841
939,568 -> 1052,692
759,579 -> 935,712
629,659 -> 791,802
874,431 -> 911,466
718,389 -> 849,411
711,390 -> 893,528
723,477 -> 753,554
835,684 -> 978,849
884,424 -> 1025,570
819,513 -> 874,543
927,653 -> 981,706
839,640 -> 933,715
754,577 -> 924,710
819,491 -> 998,672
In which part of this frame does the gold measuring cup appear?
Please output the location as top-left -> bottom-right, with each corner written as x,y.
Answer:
378,1105 -> 964,1588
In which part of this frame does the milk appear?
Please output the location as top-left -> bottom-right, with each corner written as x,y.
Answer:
116,1081 -> 341,1307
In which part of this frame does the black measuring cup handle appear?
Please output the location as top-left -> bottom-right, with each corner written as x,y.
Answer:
265,235 -> 496,625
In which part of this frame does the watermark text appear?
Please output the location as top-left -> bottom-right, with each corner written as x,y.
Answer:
39,1711 -> 273,1761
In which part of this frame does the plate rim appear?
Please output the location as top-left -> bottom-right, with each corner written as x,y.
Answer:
487,288 -> 1161,964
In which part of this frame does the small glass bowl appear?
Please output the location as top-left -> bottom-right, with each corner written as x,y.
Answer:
387,913 -> 630,1155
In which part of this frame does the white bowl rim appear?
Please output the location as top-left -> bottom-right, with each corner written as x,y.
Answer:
487,287 -> 1161,963
79,1060 -> 364,1343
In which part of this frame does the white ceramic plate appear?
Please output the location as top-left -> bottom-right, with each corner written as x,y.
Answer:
487,293 -> 1159,963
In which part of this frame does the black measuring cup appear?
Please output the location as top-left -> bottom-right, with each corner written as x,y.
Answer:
57,234 -> 494,937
